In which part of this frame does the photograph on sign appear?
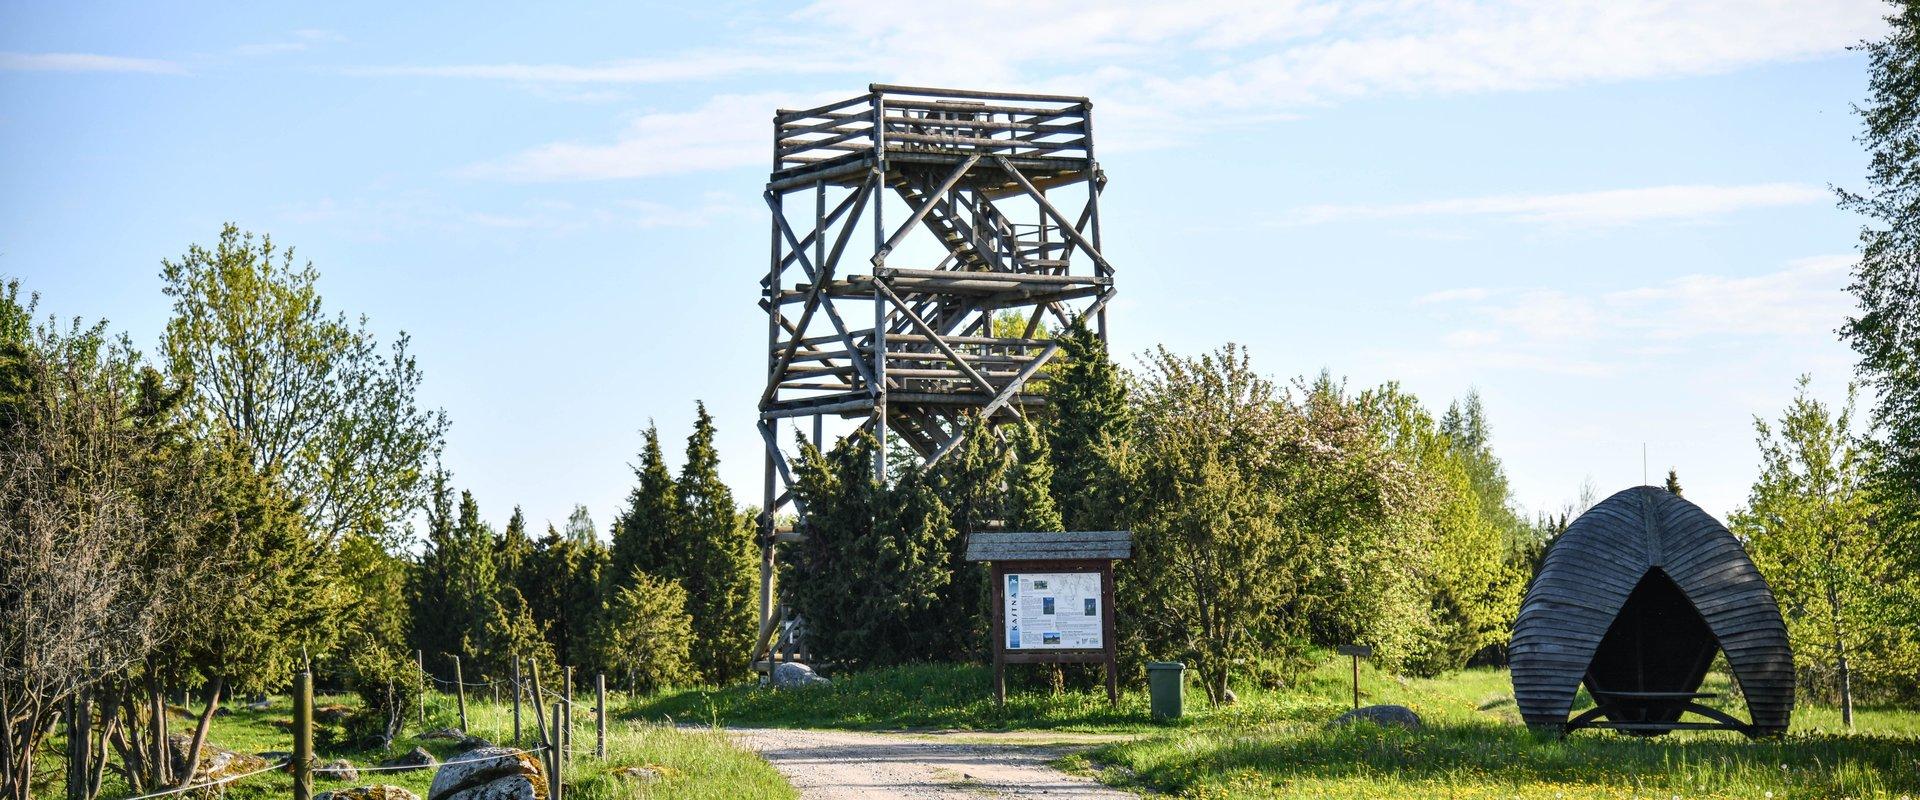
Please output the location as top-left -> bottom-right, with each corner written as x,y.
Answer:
1005,572 -> 1103,649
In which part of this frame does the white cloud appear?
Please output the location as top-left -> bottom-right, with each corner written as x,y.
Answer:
460,92 -> 826,182
343,52 -> 850,84
357,0 -> 1886,181
235,29 -> 345,57
1416,287 -> 1490,305
1408,254 -> 1855,375
1285,183 -> 1829,228
0,52 -> 185,74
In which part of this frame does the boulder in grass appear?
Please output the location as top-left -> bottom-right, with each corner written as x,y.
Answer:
377,747 -> 438,772
314,704 -> 356,724
316,785 -> 420,800
1328,704 -> 1423,730
770,662 -> 829,689
427,746 -> 544,800
316,759 -> 360,782
608,766 -> 674,784
419,727 -> 466,740
167,734 -> 269,785
437,774 -> 539,800
454,735 -> 492,752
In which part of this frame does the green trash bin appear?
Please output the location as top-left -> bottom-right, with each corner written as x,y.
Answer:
1146,662 -> 1185,721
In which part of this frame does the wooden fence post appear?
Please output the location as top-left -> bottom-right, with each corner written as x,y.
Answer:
511,658 -> 523,743
415,650 -> 426,725
548,702 -> 565,800
562,667 -> 574,769
293,667 -> 313,800
594,673 -> 606,760
453,655 -> 468,732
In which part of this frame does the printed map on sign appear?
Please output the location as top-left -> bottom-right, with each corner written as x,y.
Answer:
1004,572 -> 1102,649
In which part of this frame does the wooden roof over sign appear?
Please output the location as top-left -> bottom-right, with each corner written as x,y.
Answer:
964,530 -> 1132,562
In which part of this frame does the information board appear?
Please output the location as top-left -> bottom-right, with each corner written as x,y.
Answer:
1003,572 -> 1103,650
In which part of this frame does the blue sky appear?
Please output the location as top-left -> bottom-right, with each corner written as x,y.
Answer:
0,1 -> 1890,533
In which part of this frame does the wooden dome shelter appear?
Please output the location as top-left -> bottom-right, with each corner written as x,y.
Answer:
1510,486 -> 1793,737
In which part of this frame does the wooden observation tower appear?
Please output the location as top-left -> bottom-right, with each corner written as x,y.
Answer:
752,84 -> 1116,671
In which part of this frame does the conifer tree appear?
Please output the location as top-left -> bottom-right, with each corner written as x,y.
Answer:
1046,319 -> 1134,530
1664,468 -> 1684,497
590,569 -> 695,694
1006,421 -> 1064,532
675,403 -> 757,683
609,425 -> 680,592
408,480 -> 501,677
497,505 -> 532,590
521,523 -> 607,671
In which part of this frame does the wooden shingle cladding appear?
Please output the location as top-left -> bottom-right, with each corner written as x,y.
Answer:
964,530 -> 1132,561
1510,486 -> 1794,736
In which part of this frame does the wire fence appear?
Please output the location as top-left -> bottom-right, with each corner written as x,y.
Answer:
112,759 -> 289,800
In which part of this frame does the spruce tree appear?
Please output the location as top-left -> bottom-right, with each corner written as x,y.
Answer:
675,403 -> 757,684
609,424 -> 680,592
1664,468 -> 1684,497
1046,319 -> 1134,530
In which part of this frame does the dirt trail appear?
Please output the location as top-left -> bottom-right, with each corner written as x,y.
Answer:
727,727 -> 1136,799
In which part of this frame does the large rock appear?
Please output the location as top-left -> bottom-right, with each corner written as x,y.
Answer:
427,746 -> 544,800
771,662 -> 829,689
377,747 -> 438,772
314,704 -> 356,724
439,774 -> 539,800
316,759 -> 360,782
316,786 -> 420,800
418,727 -> 466,741
454,735 -> 492,752
1329,704 -> 1423,730
167,734 -> 270,785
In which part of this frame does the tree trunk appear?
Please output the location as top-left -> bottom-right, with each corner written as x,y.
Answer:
145,673 -> 168,787
1826,582 -> 1854,728
173,677 -> 224,790
65,689 -> 91,800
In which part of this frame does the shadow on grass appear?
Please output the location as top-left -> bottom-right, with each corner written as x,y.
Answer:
1094,721 -> 1920,798
624,664 -> 1170,732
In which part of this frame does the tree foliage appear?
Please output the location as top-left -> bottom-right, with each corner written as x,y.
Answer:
673,404 -> 757,684
590,569 -> 695,694
1732,376 -> 1920,714
160,223 -> 447,546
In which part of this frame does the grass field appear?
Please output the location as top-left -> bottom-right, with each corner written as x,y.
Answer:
635,655 -> 1920,799
38,690 -> 793,800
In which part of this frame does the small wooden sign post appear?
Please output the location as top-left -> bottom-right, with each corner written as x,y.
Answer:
965,531 -> 1132,707
1336,644 -> 1372,710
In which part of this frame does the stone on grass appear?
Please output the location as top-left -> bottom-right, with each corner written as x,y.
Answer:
316,758 -> 360,782
167,734 -> 269,785
454,735 -> 492,752
314,704 -> 356,724
377,747 -> 437,772
316,785 -> 420,800
1328,704 -> 1422,730
608,765 -> 675,783
427,746 -> 544,800
770,662 -> 829,689
419,727 -> 465,740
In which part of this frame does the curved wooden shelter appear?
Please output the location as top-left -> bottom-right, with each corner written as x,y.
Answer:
1510,486 -> 1793,737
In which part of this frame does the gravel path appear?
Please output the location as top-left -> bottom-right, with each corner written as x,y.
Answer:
727,728 -> 1136,799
